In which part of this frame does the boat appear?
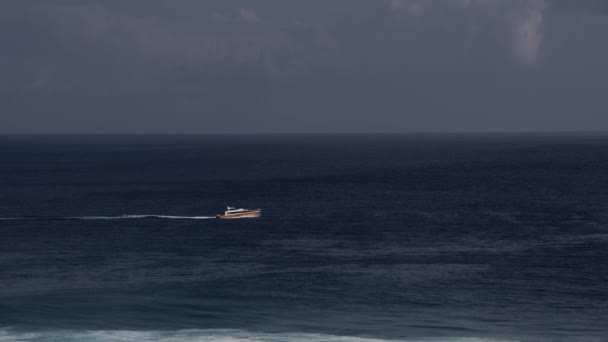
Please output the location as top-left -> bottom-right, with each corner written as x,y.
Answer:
216,206 -> 261,219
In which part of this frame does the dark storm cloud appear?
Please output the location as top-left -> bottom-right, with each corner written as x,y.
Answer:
2,1 -> 340,84
0,0 -> 607,133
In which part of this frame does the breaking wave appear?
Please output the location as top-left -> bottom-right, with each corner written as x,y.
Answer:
0,329 -> 517,342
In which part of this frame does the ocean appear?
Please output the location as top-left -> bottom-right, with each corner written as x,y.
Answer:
0,134 -> 606,342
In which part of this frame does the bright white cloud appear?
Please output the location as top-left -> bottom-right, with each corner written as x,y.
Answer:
512,0 -> 548,66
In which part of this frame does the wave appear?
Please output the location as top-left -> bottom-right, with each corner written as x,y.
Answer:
0,329 -> 518,342
0,215 -> 214,221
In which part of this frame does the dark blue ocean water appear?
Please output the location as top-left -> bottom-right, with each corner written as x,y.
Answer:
0,134 -> 607,342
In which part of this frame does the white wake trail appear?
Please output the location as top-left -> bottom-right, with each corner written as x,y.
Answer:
0,215 -> 215,221
79,215 -> 214,220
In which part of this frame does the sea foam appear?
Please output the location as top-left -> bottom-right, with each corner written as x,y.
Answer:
0,329 -> 518,342
0,215 -> 214,221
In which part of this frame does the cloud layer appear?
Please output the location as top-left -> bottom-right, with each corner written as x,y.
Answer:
10,0 -> 556,74
0,0 -> 607,133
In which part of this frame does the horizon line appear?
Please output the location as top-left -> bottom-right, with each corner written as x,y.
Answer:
2,131 -> 608,136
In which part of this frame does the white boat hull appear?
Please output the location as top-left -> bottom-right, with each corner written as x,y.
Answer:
216,209 -> 261,219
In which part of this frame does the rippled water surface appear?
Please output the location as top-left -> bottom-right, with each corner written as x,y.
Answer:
0,134 -> 607,341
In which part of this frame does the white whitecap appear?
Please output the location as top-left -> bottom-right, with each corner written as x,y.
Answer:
0,328 -> 519,342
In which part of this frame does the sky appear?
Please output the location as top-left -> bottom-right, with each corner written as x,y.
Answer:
0,0 -> 607,133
